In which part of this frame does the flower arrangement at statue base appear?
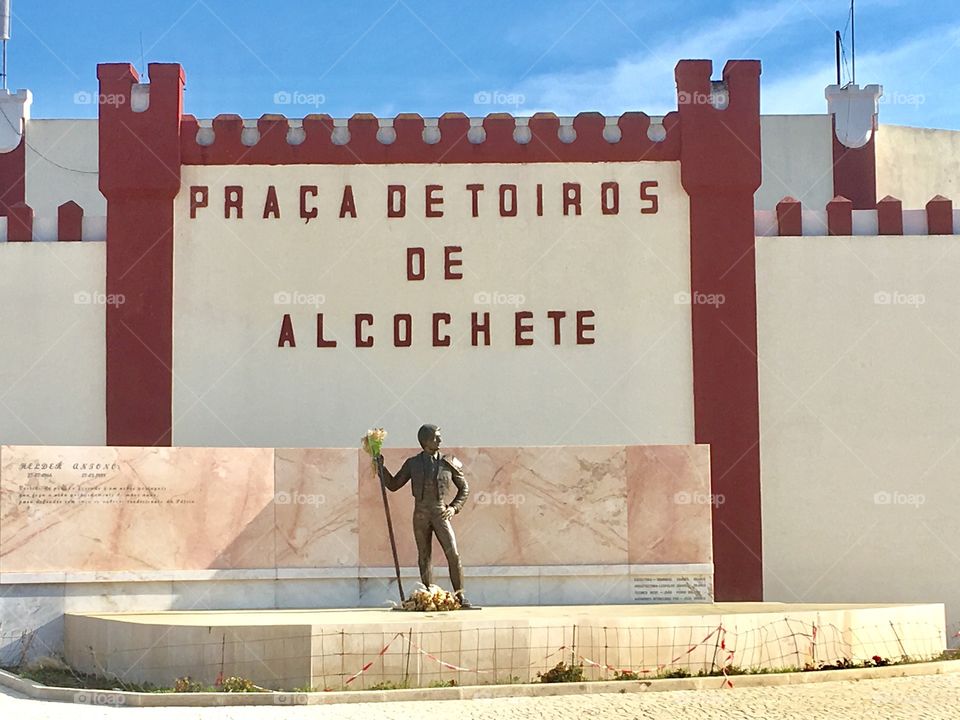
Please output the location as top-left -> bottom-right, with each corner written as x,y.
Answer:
397,584 -> 461,612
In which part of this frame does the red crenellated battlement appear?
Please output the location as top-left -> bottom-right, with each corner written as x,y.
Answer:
1,200 -> 98,242
94,59 -> 764,168
178,111 -> 681,164
758,195 -> 959,236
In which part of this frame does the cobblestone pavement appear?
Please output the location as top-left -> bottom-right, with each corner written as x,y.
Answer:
2,672 -> 958,719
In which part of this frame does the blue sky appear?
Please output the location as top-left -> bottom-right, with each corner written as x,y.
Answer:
10,0 -> 960,128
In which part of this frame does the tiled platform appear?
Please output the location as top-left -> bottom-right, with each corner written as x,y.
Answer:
64,602 -> 947,690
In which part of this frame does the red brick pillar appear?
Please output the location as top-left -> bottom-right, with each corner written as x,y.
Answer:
98,63 -> 184,446
677,59 -> 764,601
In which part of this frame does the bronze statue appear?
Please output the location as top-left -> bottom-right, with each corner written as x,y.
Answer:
377,424 -> 471,608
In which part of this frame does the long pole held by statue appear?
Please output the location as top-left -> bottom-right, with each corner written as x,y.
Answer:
376,459 -> 405,603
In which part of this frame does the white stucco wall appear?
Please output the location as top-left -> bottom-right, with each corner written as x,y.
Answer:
876,124 -> 960,208
24,119 -> 104,217
0,242 -> 106,444
755,115 -> 834,212
172,162 -> 695,448
757,234 -> 960,638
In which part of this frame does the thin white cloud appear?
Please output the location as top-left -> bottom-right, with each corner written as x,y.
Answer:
514,0 -> 960,130
515,0 -> 841,115
761,25 -> 960,126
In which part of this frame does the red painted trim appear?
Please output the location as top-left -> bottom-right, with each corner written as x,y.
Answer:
775,196 -> 802,236
101,58 -> 765,602
180,111 -> 681,165
0,137 -> 26,216
679,59 -> 763,601
98,62 -> 184,446
925,195 -> 954,235
876,195 -> 903,235
57,201 -> 84,242
826,195 -> 853,236
831,120 -> 877,210
7,201 -> 33,241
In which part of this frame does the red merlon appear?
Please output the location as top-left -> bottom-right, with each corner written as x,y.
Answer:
876,195 -> 904,235
826,196 -> 853,236
925,195 -> 954,235
831,118 -> 877,210
776,197 -> 802,236
0,138 -> 26,216
58,201 -> 84,242
7,201 -> 33,242
180,110 -> 681,165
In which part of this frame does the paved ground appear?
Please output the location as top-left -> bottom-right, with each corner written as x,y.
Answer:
3,672 -> 958,720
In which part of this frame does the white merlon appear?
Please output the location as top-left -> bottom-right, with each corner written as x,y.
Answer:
287,125 -> 306,146
902,208 -> 928,235
130,83 -> 150,113
240,119 -> 260,147
826,83 -> 883,149
0,88 -> 31,153
422,118 -> 441,144
330,125 -> 350,145
852,209 -> 879,234
710,80 -> 730,110
195,119 -> 215,146
648,120 -> 667,142
755,209 -> 777,236
801,209 -> 828,235
558,117 -> 576,144
375,125 -> 396,145
467,117 -> 485,144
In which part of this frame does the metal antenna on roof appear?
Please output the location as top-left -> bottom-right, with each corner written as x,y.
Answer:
851,0 -> 856,85
0,0 -> 11,90
835,1 -> 857,87
835,30 -> 841,86
140,31 -> 146,79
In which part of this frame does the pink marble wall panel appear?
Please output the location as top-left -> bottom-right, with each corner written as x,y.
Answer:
358,447 -> 420,568
1,444 -> 712,575
275,448 -> 358,567
626,445 -> 713,564
359,445 -> 637,568
0,445 -> 275,573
